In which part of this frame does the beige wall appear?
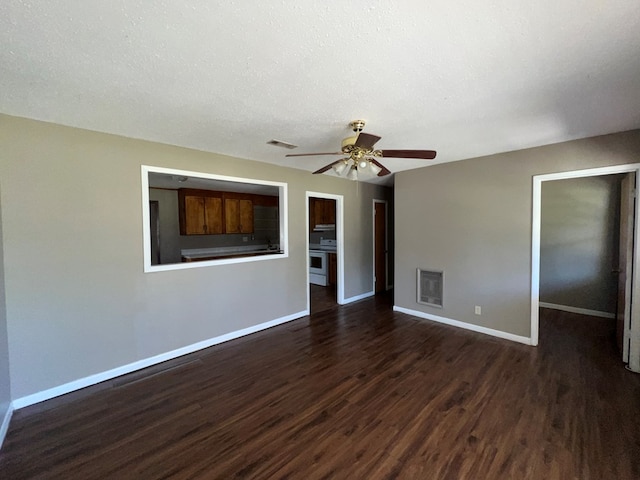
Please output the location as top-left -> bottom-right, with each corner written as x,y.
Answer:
0,187 -> 11,419
394,130 -> 640,338
0,114 -> 390,400
540,175 -> 622,314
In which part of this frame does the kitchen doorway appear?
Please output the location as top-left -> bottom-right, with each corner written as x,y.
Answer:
531,164 -> 640,373
306,192 -> 344,314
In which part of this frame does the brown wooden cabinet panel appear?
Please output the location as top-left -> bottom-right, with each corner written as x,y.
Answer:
309,198 -> 316,232
179,189 -> 223,235
324,199 -> 336,225
204,197 -> 223,234
225,198 -> 254,234
184,196 -> 206,234
239,199 -> 253,233
180,188 -> 260,235
225,198 -> 239,233
313,199 -> 325,228
309,198 -> 336,231
253,195 -> 278,207
328,252 -> 337,286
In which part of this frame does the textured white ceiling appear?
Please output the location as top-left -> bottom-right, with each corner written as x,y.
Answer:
2,1 -> 639,185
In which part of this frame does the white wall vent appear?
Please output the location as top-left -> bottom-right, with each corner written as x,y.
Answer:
417,269 -> 443,308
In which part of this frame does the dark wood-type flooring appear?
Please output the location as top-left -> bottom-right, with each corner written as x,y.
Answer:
1,297 -> 639,479
310,283 -> 337,315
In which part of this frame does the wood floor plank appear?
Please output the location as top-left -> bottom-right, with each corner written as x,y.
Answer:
1,296 -> 639,479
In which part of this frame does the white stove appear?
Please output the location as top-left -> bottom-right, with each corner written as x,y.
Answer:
309,239 -> 337,285
310,239 -> 337,251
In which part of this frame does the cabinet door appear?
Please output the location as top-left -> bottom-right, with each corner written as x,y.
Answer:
310,198 -> 336,228
239,199 -> 253,233
184,196 -> 206,234
309,198 -> 317,231
328,252 -> 337,286
225,198 -> 240,233
225,198 -> 254,233
314,198 -> 325,225
204,197 -> 223,234
324,199 -> 336,225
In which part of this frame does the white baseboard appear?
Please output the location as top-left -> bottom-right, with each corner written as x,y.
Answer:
393,306 -> 532,346
538,302 -> 615,319
0,402 -> 14,450
12,310 -> 307,410
342,291 -> 375,305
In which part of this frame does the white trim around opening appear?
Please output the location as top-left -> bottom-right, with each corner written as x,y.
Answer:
531,163 -> 640,373
141,165 -> 289,273
306,192 -> 345,312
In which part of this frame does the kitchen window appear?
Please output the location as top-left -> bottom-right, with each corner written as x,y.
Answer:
141,165 -> 288,272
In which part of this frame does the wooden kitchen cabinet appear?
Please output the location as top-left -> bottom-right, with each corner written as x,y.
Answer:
179,190 -> 223,235
310,198 -> 336,231
224,197 -> 253,234
328,252 -> 337,286
323,199 -> 336,225
309,198 -> 315,231
180,189 -> 265,235
204,197 -> 223,233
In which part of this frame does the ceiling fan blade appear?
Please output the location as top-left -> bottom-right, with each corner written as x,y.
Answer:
370,159 -> 391,177
313,160 -> 341,174
354,133 -> 381,149
285,152 -> 342,157
379,149 -> 437,159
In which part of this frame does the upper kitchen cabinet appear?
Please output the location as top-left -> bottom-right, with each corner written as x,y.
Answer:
310,198 -> 336,231
178,189 -> 274,235
224,195 -> 253,234
179,189 -> 223,235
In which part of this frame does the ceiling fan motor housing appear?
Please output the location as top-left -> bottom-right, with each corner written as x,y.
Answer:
341,135 -> 358,152
349,120 -> 366,132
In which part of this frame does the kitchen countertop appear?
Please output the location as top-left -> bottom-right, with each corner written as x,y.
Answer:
309,243 -> 337,252
181,245 -> 283,262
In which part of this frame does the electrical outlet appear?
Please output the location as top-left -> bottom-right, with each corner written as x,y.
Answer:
243,236 -> 248,242
474,306 -> 482,315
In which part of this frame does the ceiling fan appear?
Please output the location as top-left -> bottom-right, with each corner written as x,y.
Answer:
285,120 -> 436,179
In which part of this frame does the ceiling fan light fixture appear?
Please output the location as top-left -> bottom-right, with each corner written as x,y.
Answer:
358,159 -> 369,170
333,160 -> 348,175
369,162 -> 382,175
347,166 -> 358,181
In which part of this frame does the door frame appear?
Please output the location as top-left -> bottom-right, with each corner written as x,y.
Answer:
306,192 -> 345,312
373,199 -> 389,292
531,163 -> 640,371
